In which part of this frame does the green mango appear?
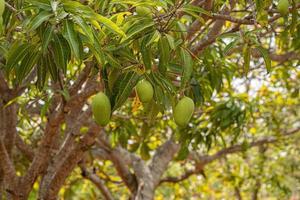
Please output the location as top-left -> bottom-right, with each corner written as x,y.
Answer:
277,0 -> 289,16
136,79 -> 154,103
173,97 -> 195,127
91,92 -> 111,126
136,6 -> 152,16
0,0 -> 4,16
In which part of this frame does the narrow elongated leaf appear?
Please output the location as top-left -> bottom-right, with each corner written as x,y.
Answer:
94,13 -> 126,37
27,0 -> 52,10
121,18 -> 154,43
165,34 -> 175,50
111,71 -> 140,110
27,11 -> 53,31
62,20 -> 82,60
42,25 -> 54,53
146,30 -> 160,47
88,28 -> 106,64
36,57 -> 48,90
243,45 -> 250,74
16,49 -> 40,83
223,38 -> 239,55
141,36 -> 152,70
46,53 -> 58,82
256,45 -> 271,72
104,52 -> 121,68
158,35 -> 170,74
181,8 -> 205,24
180,48 -> 193,86
72,15 -> 94,43
52,34 -> 70,74
6,42 -> 32,73
182,4 -> 212,16
63,0 -> 125,36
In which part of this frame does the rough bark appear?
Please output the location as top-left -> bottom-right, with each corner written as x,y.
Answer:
80,166 -> 114,200
149,140 -> 180,186
38,124 -> 101,199
191,6 -> 230,54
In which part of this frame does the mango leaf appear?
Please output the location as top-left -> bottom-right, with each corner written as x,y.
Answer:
6,42 -> 32,73
146,30 -> 160,47
141,36 -> 152,70
180,8 -> 205,24
42,25 -> 54,53
27,11 -> 53,31
16,49 -> 40,84
180,48 -> 193,87
165,34 -> 175,50
88,28 -> 106,64
121,18 -> 154,43
52,34 -> 70,74
45,53 -> 58,82
181,4 -> 212,16
104,52 -> 121,68
243,45 -> 250,74
255,45 -> 271,73
62,20 -> 82,61
110,71 -> 140,110
223,38 -> 239,56
218,32 -> 240,40
63,0 -> 125,37
26,0 -> 52,10
158,35 -> 170,74
94,13 -> 126,37
72,15 -> 94,43
36,57 -> 48,90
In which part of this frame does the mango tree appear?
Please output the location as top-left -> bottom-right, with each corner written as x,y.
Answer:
0,0 -> 299,199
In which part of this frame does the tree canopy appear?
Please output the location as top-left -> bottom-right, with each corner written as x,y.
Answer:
0,0 -> 299,199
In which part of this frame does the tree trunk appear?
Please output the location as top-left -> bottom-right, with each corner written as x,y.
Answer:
0,97 -> 19,200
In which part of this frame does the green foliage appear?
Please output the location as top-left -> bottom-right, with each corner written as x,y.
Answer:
0,0 -> 299,199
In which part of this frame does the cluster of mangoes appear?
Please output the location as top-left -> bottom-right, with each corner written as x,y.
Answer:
91,79 -> 195,127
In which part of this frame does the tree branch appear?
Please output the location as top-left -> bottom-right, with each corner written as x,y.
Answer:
159,127 -> 300,185
159,169 -> 199,185
197,127 -> 300,165
80,166 -> 114,200
191,6 -> 230,55
20,77 -> 99,198
186,0 -> 214,41
39,124 -> 102,199
149,138 -> 180,186
227,46 -> 300,63
0,71 -> 9,94
211,13 -> 254,24
95,137 -> 138,194
0,140 -> 16,185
